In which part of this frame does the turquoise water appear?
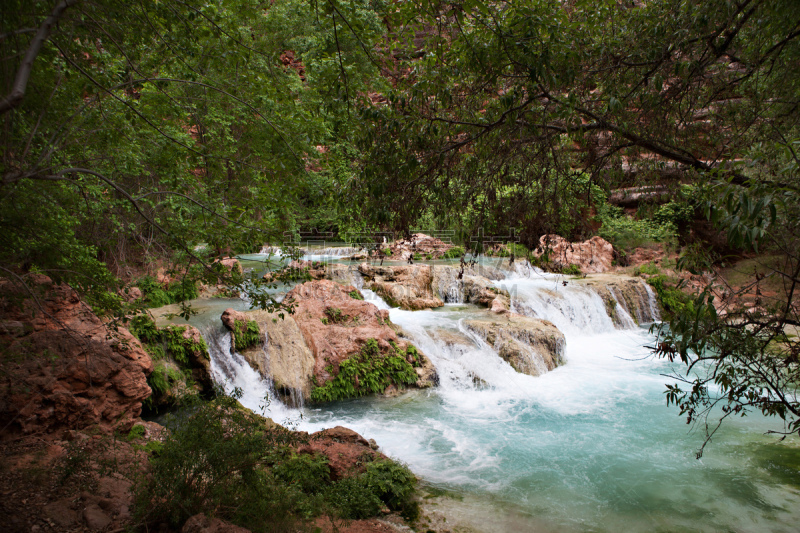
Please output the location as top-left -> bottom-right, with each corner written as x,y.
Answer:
174,255 -> 800,532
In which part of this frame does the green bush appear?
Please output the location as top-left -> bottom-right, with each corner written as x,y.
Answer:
598,204 -> 676,251
633,262 -> 661,276
361,460 -> 419,521
560,264 -> 582,276
233,319 -> 261,350
136,275 -> 199,308
442,246 -> 465,259
310,339 -> 420,402
133,393 -> 419,531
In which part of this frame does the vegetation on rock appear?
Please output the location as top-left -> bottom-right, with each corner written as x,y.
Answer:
311,339 -> 422,403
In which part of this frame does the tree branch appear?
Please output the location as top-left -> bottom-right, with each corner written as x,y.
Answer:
0,0 -> 79,115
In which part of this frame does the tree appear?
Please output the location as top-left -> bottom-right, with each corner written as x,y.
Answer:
0,0 -> 386,312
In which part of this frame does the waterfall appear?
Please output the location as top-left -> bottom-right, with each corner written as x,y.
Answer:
202,324 -> 300,423
606,286 -> 638,329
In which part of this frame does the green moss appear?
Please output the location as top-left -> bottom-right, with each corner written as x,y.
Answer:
130,315 -> 208,365
349,290 -> 364,300
147,363 -> 183,395
310,339 -> 420,403
233,319 -> 261,350
127,424 -> 146,441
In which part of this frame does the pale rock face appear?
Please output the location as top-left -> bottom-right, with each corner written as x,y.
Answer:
238,310 -> 316,404
578,275 -> 661,326
0,276 -> 153,436
359,263 -> 444,310
536,234 -> 616,273
464,315 -> 566,376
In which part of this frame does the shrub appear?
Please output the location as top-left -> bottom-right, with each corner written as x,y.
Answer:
136,275 -> 199,308
361,460 -> 419,521
349,290 -> 364,300
132,392 -> 420,531
132,394 -> 306,531
442,246 -> 465,259
561,264 -> 582,276
233,319 -> 261,350
310,339 -> 420,402
633,262 -> 661,276
598,204 -> 676,252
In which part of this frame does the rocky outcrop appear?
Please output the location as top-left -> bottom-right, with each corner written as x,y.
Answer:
298,426 -> 388,480
579,276 -> 661,326
237,280 -> 436,401
238,310 -> 316,405
286,280 -> 435,388
385,232 -> 454,260
180,325 -> 214,391
221,308 -> 262,352
0,276 -> 153,436
358,263 -> 443,310
535,235 -> 615,273
464,315 -> 566,376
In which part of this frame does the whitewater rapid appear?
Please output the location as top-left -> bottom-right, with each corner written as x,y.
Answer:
199,259 -> 800,533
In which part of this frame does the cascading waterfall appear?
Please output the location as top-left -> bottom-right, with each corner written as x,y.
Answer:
188,260 -> 797,533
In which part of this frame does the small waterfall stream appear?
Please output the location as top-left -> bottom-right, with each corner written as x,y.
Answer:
185,255 -> 799,533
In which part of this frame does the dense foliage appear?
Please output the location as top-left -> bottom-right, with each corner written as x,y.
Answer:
133,391 -> 419,530
0,0 -> 387,312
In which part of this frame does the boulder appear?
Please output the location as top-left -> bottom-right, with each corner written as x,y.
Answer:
386,232 -> 454,260
298,426 -> 387,480
0,276 -> 153,437
464,315 -> 566,376
535,234 -> 615,273
221,308 -> 250,333
358,263 -> 443,310
579,275 -> 661,326
283,280 -> 436,391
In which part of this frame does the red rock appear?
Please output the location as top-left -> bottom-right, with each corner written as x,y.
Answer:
284,281 -> 417,385
535,234 -> 615,273
358,263 -> 443,310
386,233 -> 453,260
300,426 -> 387,480
221,308 -> 250,332
0,277 -> 153,437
